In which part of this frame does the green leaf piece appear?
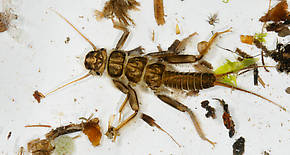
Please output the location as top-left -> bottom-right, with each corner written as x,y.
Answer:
254,33 -> 267,43
214,58 -> 258,75
222,0 -> 230,3
219,74 -> 237,86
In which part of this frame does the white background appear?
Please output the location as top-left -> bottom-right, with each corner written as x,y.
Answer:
0,0 -> 289,154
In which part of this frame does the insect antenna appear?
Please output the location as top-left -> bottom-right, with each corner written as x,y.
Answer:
33,9 -> 99,103
34,73 -> 91,103
214,81 -> 286,111
49,8 -> 97,51
45,73 -> 91,96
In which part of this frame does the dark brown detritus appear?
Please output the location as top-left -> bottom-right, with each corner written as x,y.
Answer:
233,137 -> 245,155
154,0 -> 165,25
18,146 -> 24,155
213,98 -> 235,138
7,132 -> 11,140
263,151 -> 270,155
33,91 -> 45,103
286,87 -> 290,94
64,37 -> 70,44
201,100 -> 216,119
266,19 -> 290,37
141,113 -> 181,147
254,40 -> 290,74
259,0 -> 289,22
45,124 -> 83,140
235,48 -> 253,59
269,43 -> 290,74
96,0 -> 140,26
207,13 -> 219,26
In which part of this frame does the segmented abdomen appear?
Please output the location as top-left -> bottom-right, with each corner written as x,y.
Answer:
162,71 -> 216,91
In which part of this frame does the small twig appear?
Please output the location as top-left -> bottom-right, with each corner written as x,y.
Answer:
25,125 -> 52,128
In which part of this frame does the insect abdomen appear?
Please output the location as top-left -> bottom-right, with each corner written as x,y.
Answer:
144,63 -> 166,89
125,57 -> 148,83
162,71 -> 216,91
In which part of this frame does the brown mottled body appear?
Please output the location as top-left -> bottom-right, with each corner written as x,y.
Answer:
34,10 -> 282,148
107,50 -> 126,78
144,63 -> 165,89
106,49 -> 216,92
125,57 -> 148,83
162,71 -> 216,91
106,50 -> 216,92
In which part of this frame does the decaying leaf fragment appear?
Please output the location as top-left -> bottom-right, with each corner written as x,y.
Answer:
260,0 -> 290,22
154,0 -> 165,25
254,40 -> 290,74
201,100 -> 216,119
213,98 -> 235,138
82,118 -> 102,146
0,12 -> 8,32
266,20 -> 290,37
95,0 -> 140,26
214,58 -> 258,86
240,35 -> 254,45
27,139 -> 54,155
0,7 -> 18,32
26,116 -> 102,155
33,90 -> 45,103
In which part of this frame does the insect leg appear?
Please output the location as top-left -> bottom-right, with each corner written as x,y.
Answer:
145,39 -> 181,57
146,33 -> 202,64
198,28 -> 232,58
111,19 -> 130,50
193,60 -> 214,73
115,30 -> 130,50
157,94 -> 216,147
162,55 -> 200,64
106,80 -> 139,141
112,80 -> 130,121
146,32 -> 197,58
126,46 -> 145,56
